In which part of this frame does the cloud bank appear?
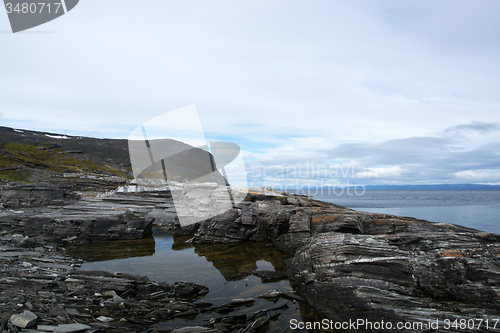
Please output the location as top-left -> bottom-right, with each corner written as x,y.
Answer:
1,1 -> 499,185
247,122 -> 500,187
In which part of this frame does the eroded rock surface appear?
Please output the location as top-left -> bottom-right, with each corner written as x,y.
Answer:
0,184 -> 79,208
287,229 -> 500,332
167,189 -> 500,332
0,186 -> 154,243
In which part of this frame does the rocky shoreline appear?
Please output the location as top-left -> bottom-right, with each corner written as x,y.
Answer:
0,184 -> 308,333
1,183 -> 500,332
0,233 -> 308,333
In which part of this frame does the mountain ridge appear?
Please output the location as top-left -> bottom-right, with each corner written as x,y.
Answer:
0,126 -> 226,190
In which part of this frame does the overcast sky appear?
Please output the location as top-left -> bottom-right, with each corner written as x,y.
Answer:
1,0 -> 499,186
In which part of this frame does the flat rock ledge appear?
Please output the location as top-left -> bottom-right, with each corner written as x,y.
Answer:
0,185 -> 153,243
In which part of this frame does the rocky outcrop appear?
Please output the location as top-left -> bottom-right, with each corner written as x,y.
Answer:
0,207 -> 153,242
0,187 -> 154,242
174,190 -> 333,252
288,231 -> 500,332
175,189 -> 479,256
48,173 -> 130,193
0,184 -> 80,208
166,189 -> 500,332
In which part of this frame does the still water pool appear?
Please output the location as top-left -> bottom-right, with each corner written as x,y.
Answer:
66,229 -> 328,332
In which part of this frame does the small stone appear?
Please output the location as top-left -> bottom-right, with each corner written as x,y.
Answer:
96,316 -> 113,322
173,281 -> 209,298
258,290 -> 281,299
220,314 -> 246,324
62,236 -> 78,242
171,327 -> 219,333
248,316 -> 270,331
194,301 -> 213,308
112,295 -> 124,302
102,291 -> 117,297
213,322 -> 233,332
37,325 -> 59,332
253,270 -> 288,282
280,291 -> 304,302
66,308 -> 79,316
229,298 -> 255,306
9,310 -> 38,328
269,311 -> 281,319
53,323 -> 92,333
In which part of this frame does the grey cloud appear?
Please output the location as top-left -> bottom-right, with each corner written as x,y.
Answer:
446,142 -> 500,170
326,137 -> 457,165
324,137 -> 500,183
248,132 -> 500,185
0,112 -> 3,119
444,121 -> 500,137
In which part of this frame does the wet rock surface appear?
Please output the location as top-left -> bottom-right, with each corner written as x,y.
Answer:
0,184 -> 79,209
1,184 -> 499,332
168,189 -> 500,332
287,230 -> 500,332
0,187 -> 154,243
0,234 -> 300,333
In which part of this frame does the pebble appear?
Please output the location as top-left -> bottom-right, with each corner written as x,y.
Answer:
96,316 -> 113,322
37,325 -> 59,332
9,310 -> 38,328
53,323 -> 91,333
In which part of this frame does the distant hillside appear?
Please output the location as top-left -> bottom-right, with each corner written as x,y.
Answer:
0,126 -> 226,190
0,126 -> 130,165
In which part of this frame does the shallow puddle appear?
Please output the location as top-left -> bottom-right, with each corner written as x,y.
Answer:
66,229 -> 334,332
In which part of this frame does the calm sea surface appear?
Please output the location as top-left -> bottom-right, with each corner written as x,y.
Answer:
309,190 -> 500,235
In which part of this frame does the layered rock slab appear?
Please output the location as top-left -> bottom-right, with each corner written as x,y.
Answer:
288,231 -> 500,332
0,193 -> 154,243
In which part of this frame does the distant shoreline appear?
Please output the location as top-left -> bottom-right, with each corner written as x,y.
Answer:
285,184 -> 500,191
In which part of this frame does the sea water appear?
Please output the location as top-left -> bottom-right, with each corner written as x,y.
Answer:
309,190 -> 500,234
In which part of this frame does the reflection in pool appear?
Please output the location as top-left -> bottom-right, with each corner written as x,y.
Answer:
66,229 -> 331,332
